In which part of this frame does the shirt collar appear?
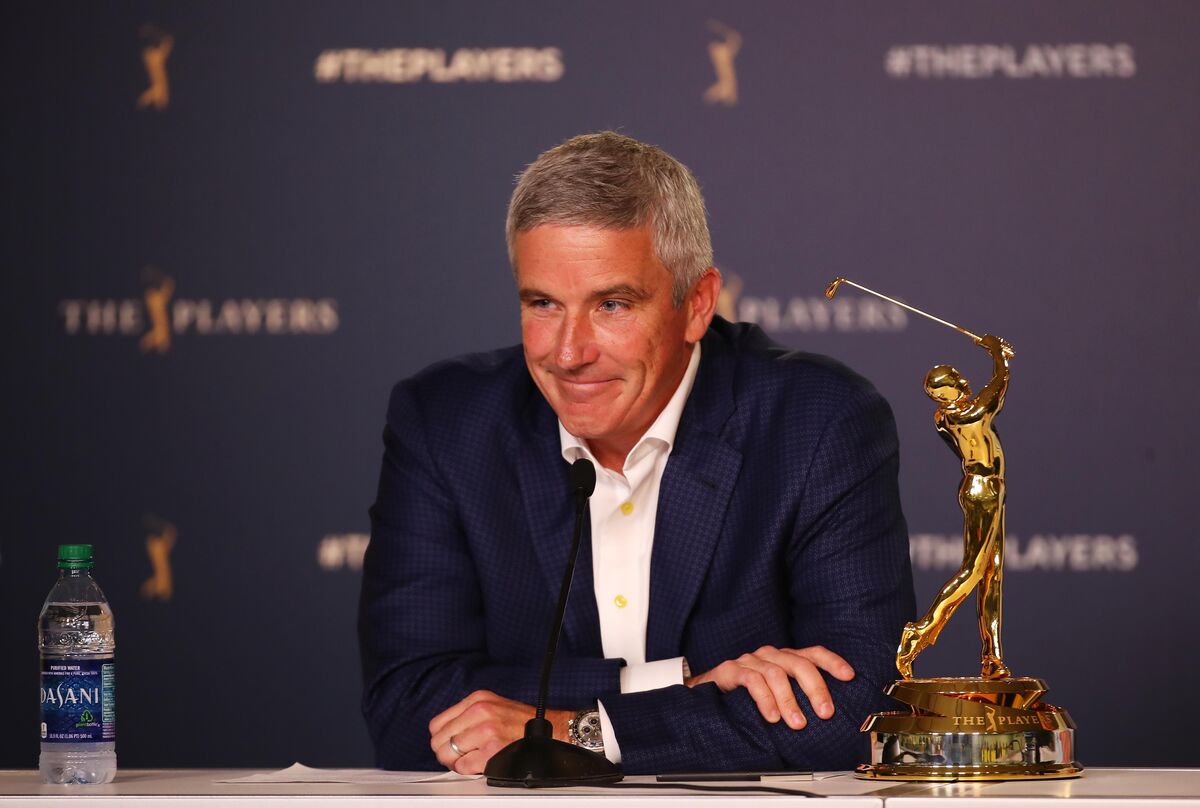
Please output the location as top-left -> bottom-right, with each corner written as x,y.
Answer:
559,342 -> 702,471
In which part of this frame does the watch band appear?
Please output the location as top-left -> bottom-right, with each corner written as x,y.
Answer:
568,707 -> 604,753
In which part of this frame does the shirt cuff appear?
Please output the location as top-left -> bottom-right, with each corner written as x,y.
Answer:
618,656 -> 688,693
596,700 -> 621,765
599,658 -> 687,766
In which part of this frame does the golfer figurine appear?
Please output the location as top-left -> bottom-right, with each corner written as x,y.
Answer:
897,333 -> 1015,680
826,280 -> 1079,780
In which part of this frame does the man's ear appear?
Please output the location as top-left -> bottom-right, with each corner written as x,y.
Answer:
684,268 -> 721,343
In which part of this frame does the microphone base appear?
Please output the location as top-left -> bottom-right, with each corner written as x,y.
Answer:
484,732 -> 623,788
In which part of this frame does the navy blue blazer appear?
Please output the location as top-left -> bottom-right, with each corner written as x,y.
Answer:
360,317 -> 915,773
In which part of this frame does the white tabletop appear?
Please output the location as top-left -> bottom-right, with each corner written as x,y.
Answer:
0,769 -> 881,806
881,767 -> 1200,806
0,768 -> 1197,806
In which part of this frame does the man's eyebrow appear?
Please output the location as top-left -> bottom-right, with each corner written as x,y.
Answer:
518,285 -> 652,303
591,284 -> 650,301
518,288 -> 554,302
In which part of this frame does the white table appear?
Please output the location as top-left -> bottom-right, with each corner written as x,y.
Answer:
882,768 -> 1200,806
0,769 -> 1197,806
0,770 -> 883,806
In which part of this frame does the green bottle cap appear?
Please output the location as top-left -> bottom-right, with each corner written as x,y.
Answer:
57,544 -> 94,569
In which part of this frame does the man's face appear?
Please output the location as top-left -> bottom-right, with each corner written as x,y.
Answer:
515,224 -> 716,467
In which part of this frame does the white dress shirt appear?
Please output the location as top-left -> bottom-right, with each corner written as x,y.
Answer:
558,342 -> 701,763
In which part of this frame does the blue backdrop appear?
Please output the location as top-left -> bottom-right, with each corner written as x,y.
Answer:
3,1 -> 1197,769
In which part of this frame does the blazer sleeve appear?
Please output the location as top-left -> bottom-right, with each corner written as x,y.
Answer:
598,385 -> 915,773
359,380 -> 622,770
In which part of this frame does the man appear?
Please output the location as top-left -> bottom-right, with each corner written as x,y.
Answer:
360,132 -> 915,774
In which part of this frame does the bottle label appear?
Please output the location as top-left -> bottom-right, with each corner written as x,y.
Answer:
40,658 -> 115,743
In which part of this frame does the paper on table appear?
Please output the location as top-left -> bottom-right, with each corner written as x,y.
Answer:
218,762 -> 481,784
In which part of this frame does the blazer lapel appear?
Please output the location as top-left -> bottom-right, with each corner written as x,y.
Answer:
511,393 -> 604,657
646,332 -> 743,661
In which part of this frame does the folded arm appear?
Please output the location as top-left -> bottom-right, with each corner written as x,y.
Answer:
599,387 -> 915,772
359,382 -> 621,769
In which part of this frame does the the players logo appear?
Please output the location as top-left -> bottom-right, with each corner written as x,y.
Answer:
704,21 -> 741,106
314,47 -> 563,84
58,270 -> 340,351
884,43 -> 1136,80
137,25 -> 174,110
141,515 -> 176,601
715,272 -> 907,333
139,268 -> 175,354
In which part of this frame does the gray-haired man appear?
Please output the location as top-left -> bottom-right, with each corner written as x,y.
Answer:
360,132 -> 915,773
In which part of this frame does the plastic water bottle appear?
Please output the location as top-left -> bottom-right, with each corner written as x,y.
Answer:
38,544 -> 116,784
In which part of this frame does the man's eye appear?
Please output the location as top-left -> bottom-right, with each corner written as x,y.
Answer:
599,300 -> 628,313
528,299 -> 553,310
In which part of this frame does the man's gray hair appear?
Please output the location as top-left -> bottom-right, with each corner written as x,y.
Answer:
506,132 -> 713,306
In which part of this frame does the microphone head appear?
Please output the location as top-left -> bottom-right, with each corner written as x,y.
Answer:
569,458 -> 596,498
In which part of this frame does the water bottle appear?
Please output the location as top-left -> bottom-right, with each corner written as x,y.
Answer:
38,544 -> 116,784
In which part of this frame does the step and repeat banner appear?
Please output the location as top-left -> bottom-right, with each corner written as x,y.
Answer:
2,2 -> 1197,769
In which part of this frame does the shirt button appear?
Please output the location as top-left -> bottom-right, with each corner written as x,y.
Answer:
619,501 -> 634,515
614,595 -> 628,609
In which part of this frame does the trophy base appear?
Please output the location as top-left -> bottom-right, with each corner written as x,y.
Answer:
856,732 -> 1082,781
856,677 -> 1082,782
856,761 -> 1082,781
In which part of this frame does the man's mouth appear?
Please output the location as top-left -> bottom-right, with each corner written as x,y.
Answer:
554,376 -> 617,400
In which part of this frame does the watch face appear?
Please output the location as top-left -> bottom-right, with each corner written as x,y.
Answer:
572,710 -> 603,750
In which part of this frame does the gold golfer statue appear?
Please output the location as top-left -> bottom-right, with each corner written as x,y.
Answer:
826,277 -> 1015,677
899,332 -> 1014,679
827,278 -> 1080,782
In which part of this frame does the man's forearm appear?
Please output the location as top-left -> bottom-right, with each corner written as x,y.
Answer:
363,651 -> 623,769
598,656 -> 894,773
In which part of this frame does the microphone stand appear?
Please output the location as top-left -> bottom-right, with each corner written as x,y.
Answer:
485,459 -> 623,787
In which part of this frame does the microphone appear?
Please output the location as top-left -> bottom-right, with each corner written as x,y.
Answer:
484,458 -> 622,787
570,455 -> 597,502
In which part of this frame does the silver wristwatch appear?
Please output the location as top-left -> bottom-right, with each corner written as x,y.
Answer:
568,707 -> 604,753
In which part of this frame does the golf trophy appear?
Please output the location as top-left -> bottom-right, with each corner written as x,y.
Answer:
826,279 -> 1082,781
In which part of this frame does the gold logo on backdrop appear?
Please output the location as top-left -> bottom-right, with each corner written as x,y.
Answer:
139,267 -> 175,353
716,272 -> 742,321
58,275 -> 340,347
141,515 -> 176,601
137,25 -> 174,110
704,21 -> 741,106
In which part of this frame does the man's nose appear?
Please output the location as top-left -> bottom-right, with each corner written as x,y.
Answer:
555,312 -> 599,370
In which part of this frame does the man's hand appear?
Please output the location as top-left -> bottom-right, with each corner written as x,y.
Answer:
685,645 -> 854,729
428,690 -> 573,774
